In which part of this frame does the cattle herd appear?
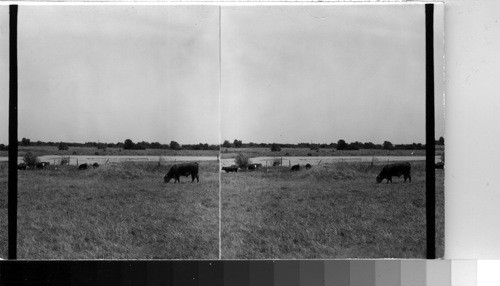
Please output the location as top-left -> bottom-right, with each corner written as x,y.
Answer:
17,161 -> 100,170
17,156 -> 444,185
218,159 -> 444,185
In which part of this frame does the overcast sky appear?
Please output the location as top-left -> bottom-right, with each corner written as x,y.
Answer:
0,4 -> 444,145
221,4 -> 445,145
2,5 -> 220,145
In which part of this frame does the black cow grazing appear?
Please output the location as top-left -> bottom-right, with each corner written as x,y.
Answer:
222,165 -> 238,173
305,164 -> 312,169
291,164 -> 300,171
93,163 -> 99,168
164,162 -> 199,183
435,162 -> 444,169
36,162 -> 45,169
376,162 -> 411,184
40,162 -> 50,167
248,163 -> 262,170
78,163 -> 88,170
17,163 -> 27,170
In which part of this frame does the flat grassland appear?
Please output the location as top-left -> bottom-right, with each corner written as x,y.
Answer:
0,161 -> 219,259
221,147 -> 444,159
2,146 -> 219,158
221,161 -> 444,259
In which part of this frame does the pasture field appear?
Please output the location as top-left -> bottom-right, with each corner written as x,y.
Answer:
0,146 -> 219,158
221,161 -> 444,258
221,147 -> 444,159
0,161 -> 219,259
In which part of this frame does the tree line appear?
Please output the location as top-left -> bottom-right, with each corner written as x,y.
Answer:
0,136 -> 444,152
1,138 -> 219,151
222,137 -> 445,151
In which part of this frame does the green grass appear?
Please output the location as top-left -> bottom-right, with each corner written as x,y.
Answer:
221,161 -> 444,259
0,161 -> 218,259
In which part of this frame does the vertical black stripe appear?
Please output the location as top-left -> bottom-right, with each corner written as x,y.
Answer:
8,5 -> 18,260
425,3 -> 436,259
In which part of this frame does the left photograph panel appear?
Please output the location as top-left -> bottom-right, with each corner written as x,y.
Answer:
4,5 -> 220,259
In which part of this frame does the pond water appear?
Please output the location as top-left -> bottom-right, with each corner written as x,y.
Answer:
0,155 -> 218,165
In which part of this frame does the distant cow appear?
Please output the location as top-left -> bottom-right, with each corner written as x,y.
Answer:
248,163 -> 262,170
435,162 -> 444,169
305,164 -> 312,169
93,163 -> 99,168
40,162 -> 50,167
36,162 -> 45,169
17,163 -> 27,170
222,165 -> 238,173
376,162 -> 411,183
164,162 -> 199,183
78,163 -> 88,170
291,164 -> 300,171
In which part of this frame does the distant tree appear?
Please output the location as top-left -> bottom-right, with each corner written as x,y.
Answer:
222,140 -> 231,148
337,139 -> 348,150
270,143 -> 281,152
21,138 -> 30,146
233,139 -> 243,148
383,141 -> 395,150
437,136 -> 445,145
123,139 -> 135,150
58,142 -> 69,151
169,141 -> 181,150
150,142 -> 162,149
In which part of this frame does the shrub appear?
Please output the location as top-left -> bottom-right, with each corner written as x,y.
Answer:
234,154 -> 251,168
270,143 -> 281,152
272,158 -> 281,166
23,152 -> 39,166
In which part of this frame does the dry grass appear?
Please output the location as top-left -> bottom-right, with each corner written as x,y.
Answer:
3,146 -> 219,158
0,161 -> 218,259
220,147 -> 439,159
221,161 -> 444,259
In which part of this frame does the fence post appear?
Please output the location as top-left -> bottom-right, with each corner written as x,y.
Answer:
76,159 -> 78,166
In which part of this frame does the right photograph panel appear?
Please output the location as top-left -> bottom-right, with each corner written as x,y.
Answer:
220,4 -> 444,259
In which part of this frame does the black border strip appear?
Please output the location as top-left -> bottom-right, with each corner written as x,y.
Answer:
8,4 -> 18,260
425,3 -> 436,259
